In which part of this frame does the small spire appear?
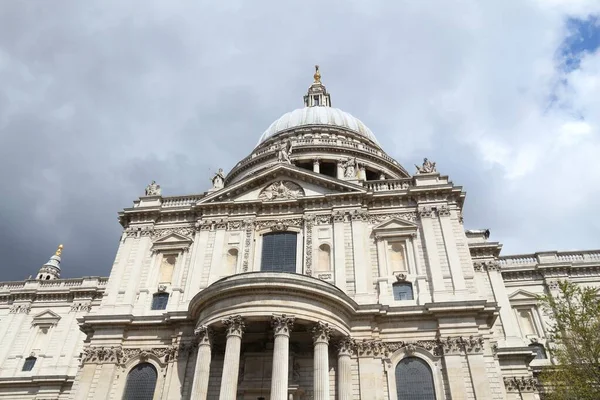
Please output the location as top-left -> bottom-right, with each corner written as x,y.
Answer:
55,244 -> 63,257
313,65 -> 321,83
36,244 -> 63,280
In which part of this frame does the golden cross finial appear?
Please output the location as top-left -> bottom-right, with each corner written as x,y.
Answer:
313,65 -> 321,83
55,244 -> 64,257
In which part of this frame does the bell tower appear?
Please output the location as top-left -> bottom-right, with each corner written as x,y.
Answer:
303,65 -> 331,107
36,244 -> 63,280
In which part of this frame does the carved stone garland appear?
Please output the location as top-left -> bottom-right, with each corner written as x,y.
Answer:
504,376 -> 539,392
80,345 -> 178,366
304,215 -> 315,276
242,221 -> 254,272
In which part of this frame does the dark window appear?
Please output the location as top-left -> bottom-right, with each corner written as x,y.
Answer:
529,343 -> 547,359
22,356 -> 36,371
261,232 -> 297,273
314,96 -> 320,105
395,357 -> 436,400
122,363 -> 157,400
365,168 -> 380,180
151,293 -> 169,310
393,282 -> 414,301
295,160 -> 313,172
319,161 -> 337,178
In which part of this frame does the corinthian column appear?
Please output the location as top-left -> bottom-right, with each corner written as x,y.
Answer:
312,321 -> 332,400
190,326 -> 213,400
218,316 -> 244,400
336,337 -> 354,400
270,314 -> 295,400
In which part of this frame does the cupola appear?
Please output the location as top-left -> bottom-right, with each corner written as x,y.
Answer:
303,65 -> 331,107
36,244 -> 63,280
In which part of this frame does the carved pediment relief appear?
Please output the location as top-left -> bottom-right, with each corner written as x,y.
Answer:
259,181 -> 304,201
197,164 -> 366,205
151,232 -> 192,252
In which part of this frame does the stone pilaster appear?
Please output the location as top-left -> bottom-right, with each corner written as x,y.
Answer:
190,326 -> 213,400
418,207 -> 446,301
270,314 -> 295,400
336,337 -> 355,400
218,316 -> 244,400
312,321 -> 332,400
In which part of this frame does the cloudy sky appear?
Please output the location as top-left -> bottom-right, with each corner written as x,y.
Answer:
1,1 -> 599,281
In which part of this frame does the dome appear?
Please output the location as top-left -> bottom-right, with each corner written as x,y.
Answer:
257,106 -> 379,146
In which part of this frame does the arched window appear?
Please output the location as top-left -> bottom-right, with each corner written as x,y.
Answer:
261,232 -> 297,273
22,356 -> 36,371
317,244 -> 331,272
395,357 -> 436,400
529,343 -> 547,359
122,363 -> 157,400
392,282 -> 414,301
151,293 -> 169,310
226,248 -> 239,275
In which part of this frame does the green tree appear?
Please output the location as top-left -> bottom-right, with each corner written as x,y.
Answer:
537,280 -> 600,400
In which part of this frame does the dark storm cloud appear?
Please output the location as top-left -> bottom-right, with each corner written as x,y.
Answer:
1,1 -> 599,280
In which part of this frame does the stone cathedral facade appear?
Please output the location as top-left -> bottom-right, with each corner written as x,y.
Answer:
0,67 -> 599,400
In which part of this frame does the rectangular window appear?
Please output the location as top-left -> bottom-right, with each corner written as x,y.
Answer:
151,293 -> 169,310
392,282 -> 414,300
261,232 -> 297,273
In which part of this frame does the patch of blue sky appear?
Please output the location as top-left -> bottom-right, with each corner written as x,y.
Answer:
560,15 -> 600,72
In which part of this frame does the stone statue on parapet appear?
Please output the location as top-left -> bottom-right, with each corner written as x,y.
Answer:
277,140 -> 293,164
145,180 -> 161,196
211,168 -> 225,190
342,157 -> 357,178
415,158 -> 437,174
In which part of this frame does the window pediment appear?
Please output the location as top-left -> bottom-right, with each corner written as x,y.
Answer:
151,232 -> 192,252
372,218 -> 418,238
508,289 -> 540,305
32,310 -> 61,326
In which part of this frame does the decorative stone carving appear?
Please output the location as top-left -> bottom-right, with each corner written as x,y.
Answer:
120,346 -> 177,365
350,209 -> 369,222
255,218 -> 303,232
145,180 -> 161,196
355,340 -> 387,357
227,220 -> 243,230
272,314 -> 295,335
437,206 -> 451,217
368,212 -> 418,224
10,304 -> 31,314
194,325 -> 213,347
151,226 -> 195,239
242,220 -> 254,272
304,215 -> 315,276
415,158 -> 437,174
438,336 -> 484,354
211,168 -> 225,190
342,157 -> 357,178
418,207 -> 434,219
222,315 -> 245,337
70,302 -> 92,313
504,376 -> 539,392
473,261 -> 501,272
259,181 -> 304,201
337,337 -> 356,356
332,211 -> 347,223
395,273 -> 407,282
311,321 -> 332,344
276,140 -> 293,164
81,346 -> 123,364
315,214 -> 332,225
546,280 -> 560,291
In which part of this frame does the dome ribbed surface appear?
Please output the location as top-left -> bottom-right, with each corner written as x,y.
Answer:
257,107 -> 379,146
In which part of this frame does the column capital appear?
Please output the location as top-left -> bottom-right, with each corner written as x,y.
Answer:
337,336 -> 356,357
222,315 -> 245,338
194,325 -> 213,347
311,321 -> 332,344
271,314 -> 295,337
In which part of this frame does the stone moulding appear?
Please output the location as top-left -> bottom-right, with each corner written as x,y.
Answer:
353,335 -> 485,358
80,345 -> 179,366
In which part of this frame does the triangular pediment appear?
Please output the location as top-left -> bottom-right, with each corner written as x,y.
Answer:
198,164 -> 367,204
151,232 -> 192,252
32,309 -> 61,325
152,232 -> 192,244
372,218 -> 418,237
508,289 -> 540,301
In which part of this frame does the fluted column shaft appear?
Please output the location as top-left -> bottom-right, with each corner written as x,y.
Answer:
190,326 -> 213,400
312,322 -> 332,400
270,314 -> 295,400
336,337 -> 354,400
218,316 -> 244,400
